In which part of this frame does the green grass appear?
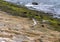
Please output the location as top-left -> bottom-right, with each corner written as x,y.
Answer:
0,0 -> 60,32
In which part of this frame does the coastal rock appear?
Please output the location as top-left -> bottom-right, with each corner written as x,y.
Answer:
32,2 -> 38,5
0,11 -> 60,42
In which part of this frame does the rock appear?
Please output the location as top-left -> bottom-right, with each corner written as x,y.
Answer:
0,11 -> 60,42
32,2 -> 38,5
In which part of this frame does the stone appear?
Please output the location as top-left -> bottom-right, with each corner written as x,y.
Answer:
32,2 -> 38,5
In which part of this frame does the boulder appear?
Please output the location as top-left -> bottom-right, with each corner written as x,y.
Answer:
32,2 -> 38,5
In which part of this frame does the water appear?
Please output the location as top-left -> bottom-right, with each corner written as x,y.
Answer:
4,0 -> 60,18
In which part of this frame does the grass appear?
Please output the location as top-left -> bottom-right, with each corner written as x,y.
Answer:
0,0 -> 60,32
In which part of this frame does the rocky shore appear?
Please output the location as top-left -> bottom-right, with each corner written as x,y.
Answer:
0,11 -> 60,42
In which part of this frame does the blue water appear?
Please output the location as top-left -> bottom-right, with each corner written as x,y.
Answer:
5,0 -> 60,18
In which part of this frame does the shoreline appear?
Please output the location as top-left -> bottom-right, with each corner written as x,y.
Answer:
4,0 -> 60,18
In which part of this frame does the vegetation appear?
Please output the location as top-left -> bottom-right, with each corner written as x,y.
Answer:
0,0 -> 60,32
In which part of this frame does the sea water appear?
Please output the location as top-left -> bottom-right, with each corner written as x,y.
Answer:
4,0 -> 60,18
